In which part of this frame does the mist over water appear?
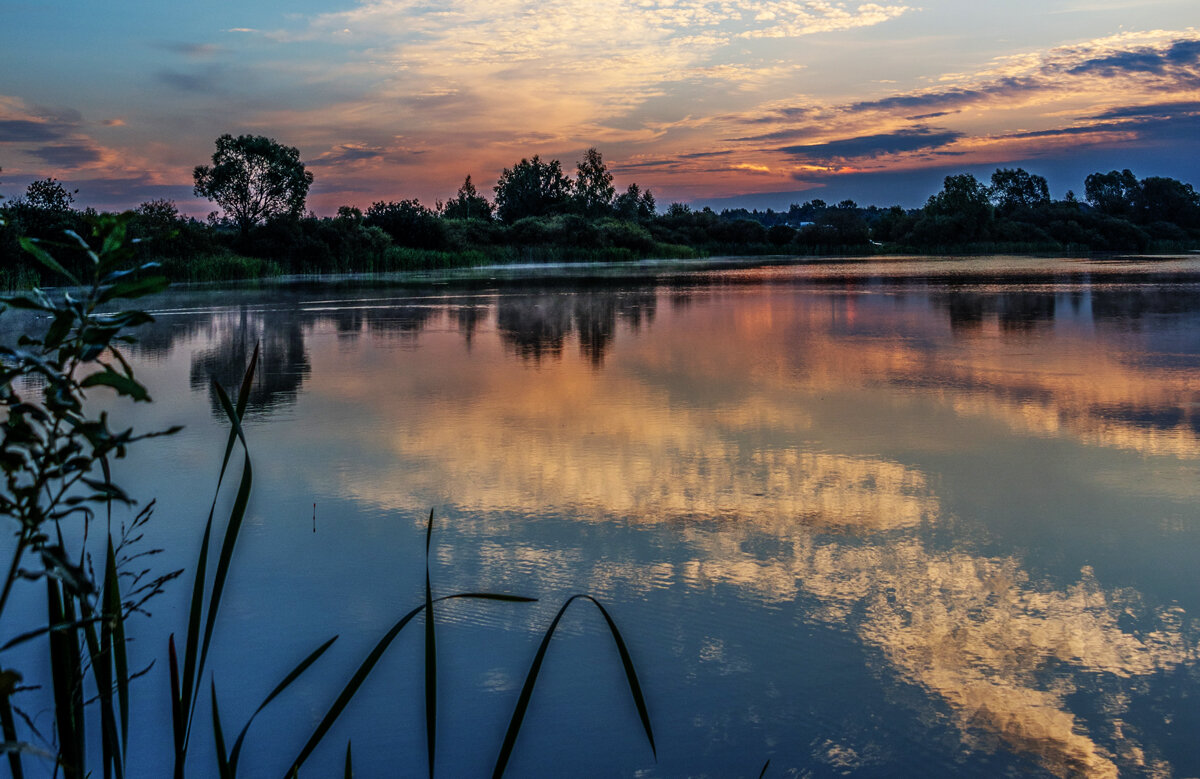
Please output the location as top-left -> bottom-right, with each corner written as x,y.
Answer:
10,256 -> 1200,777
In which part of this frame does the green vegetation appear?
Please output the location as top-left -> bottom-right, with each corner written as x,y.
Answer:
2,147 -> 1199,289
0,220 -> 656,776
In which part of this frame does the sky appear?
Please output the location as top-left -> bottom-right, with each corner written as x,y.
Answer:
0,0 -> 1198,214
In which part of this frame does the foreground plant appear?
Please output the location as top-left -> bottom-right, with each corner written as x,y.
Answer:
0,213 -> 173,778
0,218 -> 657,778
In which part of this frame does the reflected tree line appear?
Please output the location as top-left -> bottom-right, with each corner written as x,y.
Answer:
130,282 -> 1200,435
130,287 -> 660,413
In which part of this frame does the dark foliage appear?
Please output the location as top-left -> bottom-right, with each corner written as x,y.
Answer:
494,156 -> 573,223
193,134 -> 313,234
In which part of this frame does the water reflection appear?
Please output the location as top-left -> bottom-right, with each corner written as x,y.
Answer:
496,290 -> 657,365
189,309 -> 310,415
121,261 -> 1200,776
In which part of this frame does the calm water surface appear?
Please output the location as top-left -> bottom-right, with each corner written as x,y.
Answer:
8,255 -> 1200,777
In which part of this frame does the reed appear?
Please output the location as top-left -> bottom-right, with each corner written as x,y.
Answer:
0,215 -> 657,777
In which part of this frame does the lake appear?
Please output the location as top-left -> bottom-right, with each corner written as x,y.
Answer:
5,255 -> 1200,777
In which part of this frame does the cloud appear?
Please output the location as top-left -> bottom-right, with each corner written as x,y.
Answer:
0,94 -> 147,177
158,42 -> 224,58
308,143 -> 429,166
155,68 -> 226,94
0,118 -> 69,143
29,144 -> 104,167
1093,100 -> 1200,119
780,128 -> 964,162
277,0 -> 915,135
679,150 -> 736,159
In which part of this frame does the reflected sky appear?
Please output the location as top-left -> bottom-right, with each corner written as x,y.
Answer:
20,256 -> 1200,776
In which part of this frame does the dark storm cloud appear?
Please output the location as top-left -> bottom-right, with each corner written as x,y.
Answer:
779,128 -> 963,162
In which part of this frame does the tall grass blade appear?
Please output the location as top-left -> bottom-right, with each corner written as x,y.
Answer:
211,681 -> 230,779
758,758 -> 770,778
79,595 -> 121,779
180,343 -> 258,752
344,740 -> 353,779
107,538 -> 131,767
0,673 -> 24,779
288,593 -> 535,775
228,636 -> 339,774
47,579 -> 82,778
184,344 -> 259,750
287,602 -> 425,775
168,635 -> 184,779
492,594 -> 654,779
424,509 -> 436,779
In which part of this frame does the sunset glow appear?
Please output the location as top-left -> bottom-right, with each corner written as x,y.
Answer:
1,1 -> 1197,212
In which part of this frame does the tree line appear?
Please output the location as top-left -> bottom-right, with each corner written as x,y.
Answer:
2,134 -> 1198,286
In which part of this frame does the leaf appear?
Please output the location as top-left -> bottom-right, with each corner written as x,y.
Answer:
0,672 -> 25,779
100,218 -> 129,260
19,238 -> 79,285
227,636 -> 339,774
211,682 -> 230,779
80,370 -> 151,402
425,509 -> 437,779
44,310 -> 75,351
288,603 -> 425,774
40,545 -> 95,596
47,579 -> 84,778
98,276 -> 169,304
289,593 -> 534,774
168,635 -> 185,776
493,595 -> 655,779
107,538 -> 131,764
182,343 -> 258,754
0,294 -> 53,312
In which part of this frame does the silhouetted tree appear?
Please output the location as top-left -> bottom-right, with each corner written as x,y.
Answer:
442,175 -> 493,220
572,148 -> 615,217
1084,169 -> 1140,219
364,199 -> 445,248
918,174 -> 993,242
989,168 -> 1050,214
335,205 -> 363,224
493,156 -> 573,223
23,178 -> 77,212
193,134 -> 313,234
1139,176 -> 1200,228
614,183 -> 655,222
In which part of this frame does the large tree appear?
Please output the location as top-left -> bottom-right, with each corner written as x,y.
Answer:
1139,176 -> 1200,227
572,147 -> 615,217
442,175 -> 493,220
920,174 -> 994,242
989,168 -> 1050,214
1084,169 -> 1141,219
193,134 -> 313,234
493,156 -> 573,223
613,183 -> 655,223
